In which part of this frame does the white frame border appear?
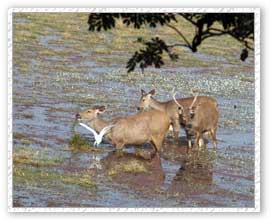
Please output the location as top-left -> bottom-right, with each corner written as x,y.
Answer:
7,7 -> 260,212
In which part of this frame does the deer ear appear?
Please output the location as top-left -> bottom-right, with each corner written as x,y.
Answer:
97,106 -> 106,114
149,89 -> 155,96
141,89 -> 146,96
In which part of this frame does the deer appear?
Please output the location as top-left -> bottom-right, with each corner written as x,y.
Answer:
173,94 -> 219,149
75,106 -> 170,153
137,89 -> 217,143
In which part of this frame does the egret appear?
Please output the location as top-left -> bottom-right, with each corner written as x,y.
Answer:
79,122 -> 115,146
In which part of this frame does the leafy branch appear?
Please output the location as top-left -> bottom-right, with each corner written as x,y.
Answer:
126,37 -> 178,73
88,13 -> 254,73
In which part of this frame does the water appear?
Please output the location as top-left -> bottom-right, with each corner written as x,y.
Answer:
12,13 -> 255,208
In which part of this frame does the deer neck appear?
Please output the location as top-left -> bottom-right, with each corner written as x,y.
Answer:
88,116 -> 109,133
149,97 -> 166,112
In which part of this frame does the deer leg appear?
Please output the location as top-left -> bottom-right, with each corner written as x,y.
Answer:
210,128 -> 217,149
151,135 -> 164,153
115,142 -> 125,151
172,120 -> 180,141
194,131 -> 201,149
185,129 -> 192,148
198,138 -> 205,148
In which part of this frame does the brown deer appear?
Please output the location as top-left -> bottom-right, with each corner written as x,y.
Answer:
138,89 -> 216,143
173,94 -> 219,149
75,106 -> 170,153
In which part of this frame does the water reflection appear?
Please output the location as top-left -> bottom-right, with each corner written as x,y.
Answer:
101,150 -> 165,194
167,149 -> 215,199
100,145 -> 215,200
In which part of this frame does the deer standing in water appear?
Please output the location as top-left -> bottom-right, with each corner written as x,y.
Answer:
173,94 -> 219,148
138,89 -> 217,145
76,106 -> 170,153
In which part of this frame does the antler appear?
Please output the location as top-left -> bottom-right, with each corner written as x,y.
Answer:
172,91 -> 184,109
189,95 -> 198,109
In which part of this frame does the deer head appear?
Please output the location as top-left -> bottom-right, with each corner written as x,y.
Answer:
76,106 -> 106,121
137,89 -> 155,111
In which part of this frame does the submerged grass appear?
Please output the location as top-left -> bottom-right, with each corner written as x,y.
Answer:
13,133 -> 28,140
13,166 -> 96,188
21,113 -> 34,119
68,134 -> 104,153
108,159 -> 148,176
13,147 -> 64,167
13,133 -> 31,146
13,12 -> 254,76
13,145 -> 97,189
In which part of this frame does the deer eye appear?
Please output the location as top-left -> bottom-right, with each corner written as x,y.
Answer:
142,99 -> 145,102
87,110 -> 91,113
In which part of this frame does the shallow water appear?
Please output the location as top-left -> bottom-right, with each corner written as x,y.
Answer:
12,13 -> 255,208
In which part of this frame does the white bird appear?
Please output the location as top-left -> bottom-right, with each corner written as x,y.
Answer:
79,122 -> 115,146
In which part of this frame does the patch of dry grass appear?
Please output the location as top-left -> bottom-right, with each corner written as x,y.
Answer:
108,159 -> 148,176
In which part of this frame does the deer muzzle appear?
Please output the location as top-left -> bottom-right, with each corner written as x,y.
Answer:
75,113 -> 81,120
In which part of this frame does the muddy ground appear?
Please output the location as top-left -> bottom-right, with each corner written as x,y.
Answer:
12,13 -> 255,208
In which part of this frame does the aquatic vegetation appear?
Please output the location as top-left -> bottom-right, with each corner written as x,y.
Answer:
21,113 -> 34,119
13,166 -> 96,188
68,134 -> 104,153
108,159 -> 148,176
13,133 -> 28,140
13,12 -> 254,74
13,134 -> 31,146
13,147 -> 64,167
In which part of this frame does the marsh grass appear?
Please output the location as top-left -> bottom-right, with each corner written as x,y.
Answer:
13,147 -> 64,167
13,133 -> 31,146
13,133 -> 28,140
13,166 -> 96,188
240,77 -> 254,83
108,159 -> 148,176
13,12 -> 253,76
21,113 -> 34,119
68,134 -> 104,153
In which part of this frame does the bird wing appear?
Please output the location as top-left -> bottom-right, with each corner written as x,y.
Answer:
79,123 -> 98,137
99,125 -> 115,137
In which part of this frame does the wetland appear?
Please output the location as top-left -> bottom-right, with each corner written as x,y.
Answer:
12,13 -> 255,208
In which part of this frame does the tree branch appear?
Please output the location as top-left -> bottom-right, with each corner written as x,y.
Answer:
178,14 -> 198,26
167,43 -> 190,49
201,31 -> 227,41
208,28 -> 254,50
165,23 -> 192,50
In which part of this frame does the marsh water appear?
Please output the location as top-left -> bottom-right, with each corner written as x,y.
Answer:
12,13 -> 255,208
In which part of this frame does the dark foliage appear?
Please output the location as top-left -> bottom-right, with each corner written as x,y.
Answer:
88,13 -> 254,72
88,13 -> 177,31
180,13 -> 254,52
126,37 -> 178,73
